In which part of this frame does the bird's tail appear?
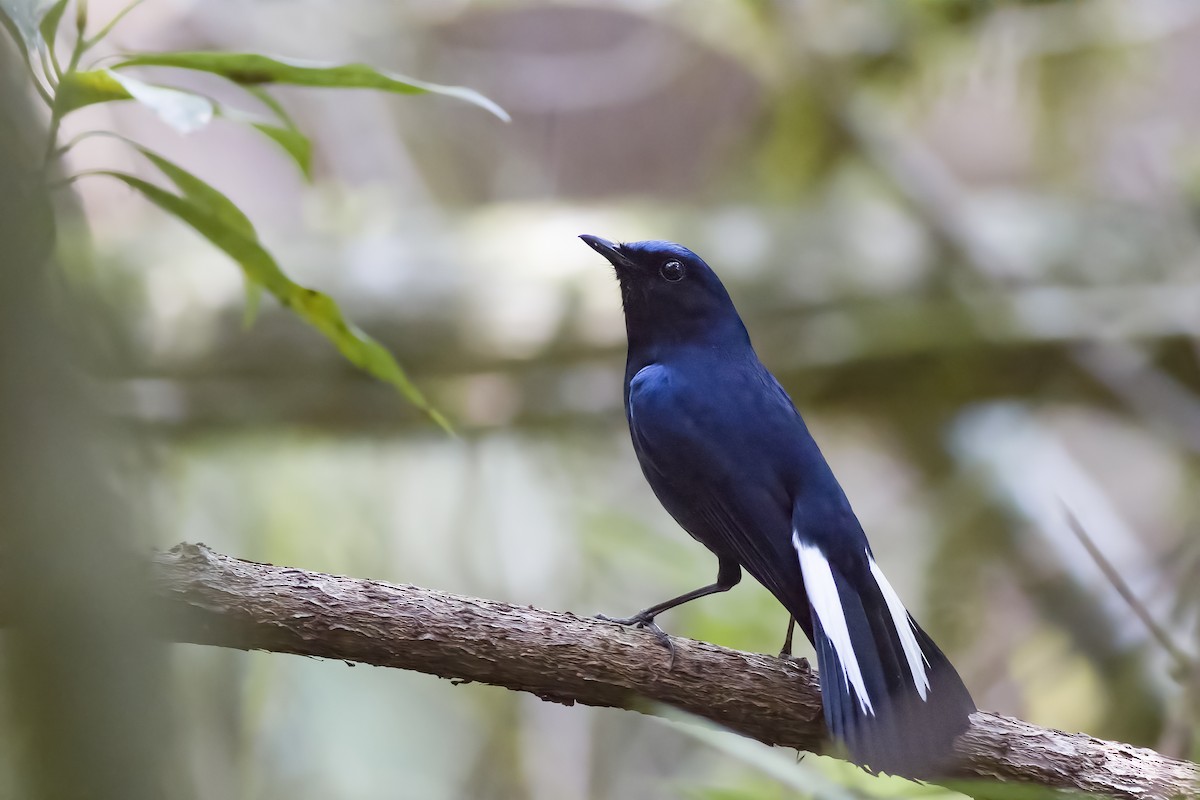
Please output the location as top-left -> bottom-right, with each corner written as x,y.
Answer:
794,538 -> 975,777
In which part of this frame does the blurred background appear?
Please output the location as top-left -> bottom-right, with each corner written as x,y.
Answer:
3,0 -> 1200,798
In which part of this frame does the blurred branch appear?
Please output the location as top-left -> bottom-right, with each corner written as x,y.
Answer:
76,542 -> 1200,800
834,89 -> 1200,451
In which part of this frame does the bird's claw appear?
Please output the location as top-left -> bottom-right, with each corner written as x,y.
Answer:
595,612 -> 676,670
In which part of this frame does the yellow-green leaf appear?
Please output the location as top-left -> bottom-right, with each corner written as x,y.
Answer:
114,51 -> 510,121
54,68 -> 130,114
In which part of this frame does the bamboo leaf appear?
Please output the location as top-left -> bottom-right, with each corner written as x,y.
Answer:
249,121 -> 312,180
130,144 -> 271,324
54,69 -> 214,134
113,51 -> 510,121
218,100 -> 313,180
133,147 -> 255,238
244,85 -> 298,129
89,169 -> 450,430
243,89 -> 311,179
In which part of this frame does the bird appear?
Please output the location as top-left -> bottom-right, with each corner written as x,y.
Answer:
579,234 -> 975,777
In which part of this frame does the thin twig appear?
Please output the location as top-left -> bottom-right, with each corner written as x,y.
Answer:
1061,502 -> 1194,675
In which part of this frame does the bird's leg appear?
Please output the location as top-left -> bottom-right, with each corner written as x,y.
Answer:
597,560 -> 741,669
595,584 -> 718,667
779,615 -> 796,658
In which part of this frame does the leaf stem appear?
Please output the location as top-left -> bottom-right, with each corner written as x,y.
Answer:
43,19 -> 91,168
83,0 -> 145,51
40,40 -> 62,84
0,9 -> 54,106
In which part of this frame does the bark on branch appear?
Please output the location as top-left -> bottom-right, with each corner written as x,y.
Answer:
146,543 -> 1197,799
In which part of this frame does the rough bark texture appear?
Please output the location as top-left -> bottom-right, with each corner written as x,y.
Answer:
144,543 -> 1197,799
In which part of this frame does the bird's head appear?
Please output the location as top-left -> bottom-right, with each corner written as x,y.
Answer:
579,235 -> 746,350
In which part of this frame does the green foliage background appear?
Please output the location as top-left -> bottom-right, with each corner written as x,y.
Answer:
1,1 -> 1198,798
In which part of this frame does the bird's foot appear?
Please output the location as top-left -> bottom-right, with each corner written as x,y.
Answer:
595,612 -> 676,670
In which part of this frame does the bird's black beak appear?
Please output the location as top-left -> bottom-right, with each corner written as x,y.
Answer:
579,234 -> 633,269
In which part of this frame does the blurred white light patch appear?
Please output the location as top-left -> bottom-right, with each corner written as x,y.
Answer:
571,269 -> 626,348
115,378 -> 189,424
839,200 -> 930,293
703,208 -> 771,277
466,282 -> 566,359
458,205 -> 672,358
961,192 -> 1073,282
1008,284 -> 1200,341
143,242 -> 246,361
949,403 -> 1186,653
463,206 -> 636,280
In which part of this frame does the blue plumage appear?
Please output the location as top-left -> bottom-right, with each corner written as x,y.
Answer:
581,235 -> 975,777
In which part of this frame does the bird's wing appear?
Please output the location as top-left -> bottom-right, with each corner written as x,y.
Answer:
626,363 -> 808,614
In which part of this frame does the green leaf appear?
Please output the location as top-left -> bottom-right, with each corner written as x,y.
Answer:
244,85 -> 297,128
113,51 -> 510,121
126,145 -> 270,324
133,147 -> 255,237
248,122 -> 312,179
241,88 -> 313,180
89,169 -> 450,430
217,100 -> 313,180
54,69 -> 214,134
36,0 -> 65,49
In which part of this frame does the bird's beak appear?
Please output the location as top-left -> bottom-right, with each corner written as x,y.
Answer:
579,234 -> 633,269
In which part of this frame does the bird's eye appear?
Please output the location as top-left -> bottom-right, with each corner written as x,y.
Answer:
660,260 -> 685,282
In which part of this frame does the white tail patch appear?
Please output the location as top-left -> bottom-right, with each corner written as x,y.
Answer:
867,553 -> 930,700
794,533 -> 875,716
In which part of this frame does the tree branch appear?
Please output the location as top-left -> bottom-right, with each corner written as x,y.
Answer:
144,543 -> 1196,799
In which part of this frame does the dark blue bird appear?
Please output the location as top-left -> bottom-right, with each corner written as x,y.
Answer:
580,235 -> 975,777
